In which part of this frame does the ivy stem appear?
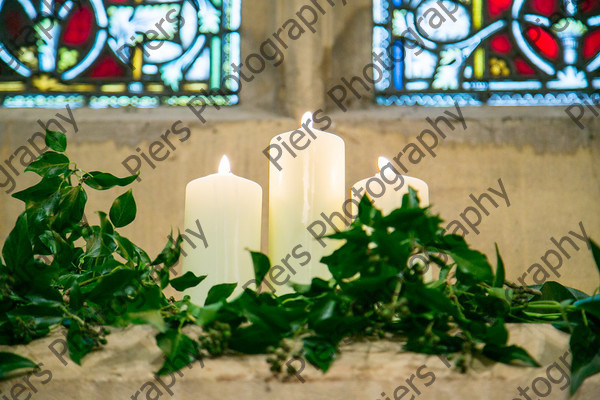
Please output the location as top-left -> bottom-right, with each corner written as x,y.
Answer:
79,265 -> 123,287
60,305 -> 87,327
558,304 -> 573,334
582,309 -> 589,327
447,285 -> 467,321
504,281 -> 543,296
525,301 -> 575,311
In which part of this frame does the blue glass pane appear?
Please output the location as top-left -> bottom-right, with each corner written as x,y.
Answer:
393,40 -> 403,89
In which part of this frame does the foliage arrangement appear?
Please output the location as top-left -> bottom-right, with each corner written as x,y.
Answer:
1,131 -> 600,396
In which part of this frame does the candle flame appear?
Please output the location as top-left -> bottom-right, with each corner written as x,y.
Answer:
301,111 -> 314,129
377,156 -> 391,172
218,155 -> 232,174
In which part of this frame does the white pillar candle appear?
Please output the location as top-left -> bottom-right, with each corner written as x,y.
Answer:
352,157 -> 433,282
267,112 -> 345,294
351,156 -> 429,216
182,156 -> 262,305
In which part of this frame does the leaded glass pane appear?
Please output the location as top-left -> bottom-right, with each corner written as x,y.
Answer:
0,0 -> 241,107
373,0 -> 600,106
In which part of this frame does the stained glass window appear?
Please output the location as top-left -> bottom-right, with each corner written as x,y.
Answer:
0,0 -> 240,107
373,0 -> 600,106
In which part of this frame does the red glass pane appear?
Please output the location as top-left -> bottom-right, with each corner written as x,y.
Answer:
4,10 -> 24,39
2,0 -> 31,41
514,58 -> 536,75
584,30 -> 600,59
490,34 -> 511,54
581,0 -> 600,13
488,0 -> 512,18
62,6 -> 93,46
530,0 -> 556,15
526,27 -> 559,60
88,55 -> 126,78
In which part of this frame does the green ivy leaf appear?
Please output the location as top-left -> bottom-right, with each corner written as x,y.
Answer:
109,189 -> 136,228
116,285 -> 167,331
380,208 -> 427,231
446,242 -> 494,285
229,322 -> 281,354
565,287 -> 590,300
67,323 -> 95,365
574,294 -> 600,319
85,268 -> 138,304
482,344 -> 540,367
151,234 -> 182,289
2,213 -> 33,273
401,187 -> 421,209
152,233 -> 182,269
487,287 -> 513,305
170,272 -> 207,292
339,273 -> 398,302
25,152 -> 71,177
535,281 -> 577,302
569,324 -> 600,394
590,239 -> 600,287
156,330 -> 200,375
83,171 -> 138,190
52,186 -> 87,230
356,194 -> 382,226
12,176 -> 61,203
97,211 -> 114,235
7,304 -> 64,330
113,233 -> 150,267
188,302 -> 222,326
82,231 -> 115,261
250,251 -> 270,287
484,319 -> 508,346
472,293 -> 510,318
69,282 -> 83,311
493,243 -> 505,288
45,130 -> 67,152
403,282 -> 460,318
0,352 -> 38,378
302,336 -> 337,372
126,310 -> 166,332
232,291 -> 304,333
5,305 -> 61,343
204,283 -> 237,306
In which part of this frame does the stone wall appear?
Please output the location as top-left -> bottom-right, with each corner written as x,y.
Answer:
0,0 -> 599,296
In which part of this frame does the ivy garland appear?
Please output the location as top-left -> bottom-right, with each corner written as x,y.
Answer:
1,131 -> 599,396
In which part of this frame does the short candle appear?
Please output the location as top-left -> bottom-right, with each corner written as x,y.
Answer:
182,155 -> 262,305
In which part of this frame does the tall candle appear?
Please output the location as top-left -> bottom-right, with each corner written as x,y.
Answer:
267,112 -> 345,294
182,156 -> 262,305
351,156 -> 429,215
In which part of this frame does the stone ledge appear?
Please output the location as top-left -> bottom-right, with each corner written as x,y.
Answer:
331,105 -> 600,153
1,104 -> 598,152
331,104 -> 592,121
1,324 -> 598,399
0,105 -> 284,124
